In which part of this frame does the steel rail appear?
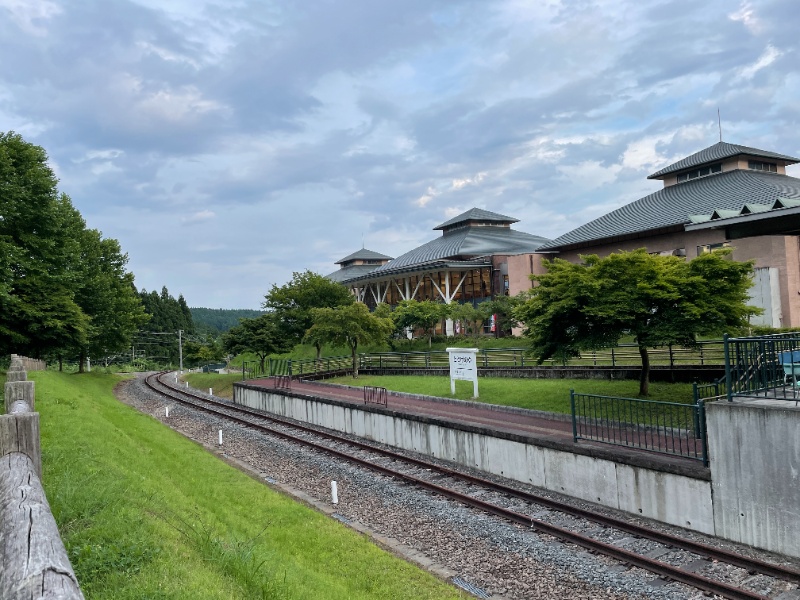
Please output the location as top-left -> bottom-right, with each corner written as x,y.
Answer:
153,373 -> 800,585
145,373 -> 787,599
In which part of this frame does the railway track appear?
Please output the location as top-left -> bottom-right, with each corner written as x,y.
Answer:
144,371 -> 800,600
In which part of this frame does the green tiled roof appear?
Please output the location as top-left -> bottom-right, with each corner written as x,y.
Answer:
326,264 -> 381,282
433,207 -> 518,230
538,169 -> 800,251
351,225 -> 550,281
648,142 -> 799,179
335,248 -> 393,264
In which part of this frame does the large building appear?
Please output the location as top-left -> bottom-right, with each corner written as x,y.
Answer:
332,208 -> 551,334
329,141 -> 800,330
529,141 -> 800,328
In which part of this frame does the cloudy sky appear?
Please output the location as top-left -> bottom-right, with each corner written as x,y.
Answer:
2,0 -> 799,309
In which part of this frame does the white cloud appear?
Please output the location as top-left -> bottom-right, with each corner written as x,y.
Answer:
729,2 -> 762,34
181,210 -> 216,224
734,45 -> 782,82
0,0 -> 61,36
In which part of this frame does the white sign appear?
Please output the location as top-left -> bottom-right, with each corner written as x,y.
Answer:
447,347 -> 479,398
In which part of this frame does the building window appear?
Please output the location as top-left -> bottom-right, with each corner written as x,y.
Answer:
697,242 -> 730,255
748,160 -> 777,172
676,163 -> 722,183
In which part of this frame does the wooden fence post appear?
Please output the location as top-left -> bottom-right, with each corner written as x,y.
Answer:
4,381 -> 35,413
1,453 -> 84,599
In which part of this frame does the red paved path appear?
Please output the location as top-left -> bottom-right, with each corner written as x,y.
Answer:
244,377 -> 708,478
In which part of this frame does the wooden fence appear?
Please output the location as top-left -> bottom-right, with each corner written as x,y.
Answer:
1,354 -> 83,599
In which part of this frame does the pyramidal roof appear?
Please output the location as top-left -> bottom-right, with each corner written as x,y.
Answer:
335,248 -> 393,265
433,208 -> 518,231
648,142 -> 799,179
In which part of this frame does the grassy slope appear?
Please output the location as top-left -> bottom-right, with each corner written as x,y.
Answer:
23,371 -> 464,600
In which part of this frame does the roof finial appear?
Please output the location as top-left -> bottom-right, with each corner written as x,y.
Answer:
718,108 -> 723,142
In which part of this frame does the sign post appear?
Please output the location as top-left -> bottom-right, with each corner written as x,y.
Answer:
447,347 -> 479,398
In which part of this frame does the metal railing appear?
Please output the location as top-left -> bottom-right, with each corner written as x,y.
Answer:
724,333 -> 800,401
289,355 -> 352,377
239,342 -> 727,382
360,342 -> 725,371
693,375 -> 727,403
570,391 -> 708,465
270,375 -> 291,390
363,386 -> 388,407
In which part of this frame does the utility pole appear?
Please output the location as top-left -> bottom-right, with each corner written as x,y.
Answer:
178,329 -> 183,373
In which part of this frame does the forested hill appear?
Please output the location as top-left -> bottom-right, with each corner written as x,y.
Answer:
190,308 -> 264,333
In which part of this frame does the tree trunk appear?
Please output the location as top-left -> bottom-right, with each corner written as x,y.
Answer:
638,344 -> 650,396
351,342 -> 358,378
315,342 -> 322,360
78,350 -> 85,374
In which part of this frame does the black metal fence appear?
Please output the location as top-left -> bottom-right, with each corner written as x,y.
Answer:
239,342 -> 727,382
724,333 -> 800,401
570,391 -> 708,465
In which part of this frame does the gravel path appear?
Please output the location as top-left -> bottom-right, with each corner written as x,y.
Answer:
115,373 -> 791,600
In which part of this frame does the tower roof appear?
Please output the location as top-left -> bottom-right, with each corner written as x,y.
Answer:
335,248 -> 393,265
648,142 -> 799,179
433,208 -> 518,231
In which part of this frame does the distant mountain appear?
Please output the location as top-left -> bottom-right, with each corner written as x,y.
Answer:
190,308 -> 264,334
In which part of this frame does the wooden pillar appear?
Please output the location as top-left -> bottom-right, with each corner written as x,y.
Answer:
0,413 -> 41,478
4,381 -> 35,413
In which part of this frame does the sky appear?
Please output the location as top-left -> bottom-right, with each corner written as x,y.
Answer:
2,0 -> 799,309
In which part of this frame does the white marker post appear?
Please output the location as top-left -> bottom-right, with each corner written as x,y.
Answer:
447,347 -> 479,398
209,388 -> 213,395
218,429 -> 223,445
165,406 -> 169,418
331,481 -> 338,505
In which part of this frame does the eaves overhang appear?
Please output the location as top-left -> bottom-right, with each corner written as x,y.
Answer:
684,205 -> 800,239
540,224 -> 686,253
341,259 -> 492,285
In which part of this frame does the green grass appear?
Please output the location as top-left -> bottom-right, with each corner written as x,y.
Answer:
183,368 -> 696,414
326,375 -> 696,414
18,370 -> 466,599
183,372 -> 239,399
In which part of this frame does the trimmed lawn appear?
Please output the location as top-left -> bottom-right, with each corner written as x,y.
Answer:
326,375 -> 696,413
15,371 -> 465,600
184,372 -> 696,413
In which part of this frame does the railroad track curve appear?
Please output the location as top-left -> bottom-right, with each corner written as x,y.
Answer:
143,371 -> 800,600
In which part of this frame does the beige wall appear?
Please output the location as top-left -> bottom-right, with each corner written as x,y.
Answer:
506,253 -> 549,296
509,233 -> 800,328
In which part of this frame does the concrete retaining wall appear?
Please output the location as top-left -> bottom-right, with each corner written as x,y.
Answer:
707,399 -> 800,559
234,384 -> 714,535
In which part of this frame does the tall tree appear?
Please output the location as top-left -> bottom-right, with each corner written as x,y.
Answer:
73,229 -> 149,372
306,303 -> 394,377
263,270 -> 354,357
222,314 -> 291,371
0,132 -> 88,357
392,300 -> 450,346
515,249 -> 758,395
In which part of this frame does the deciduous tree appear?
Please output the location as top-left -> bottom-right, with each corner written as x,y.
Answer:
263,271 -> 354,357
392,300 -> 450,347
306,303 -> 394,377
514,249 -> 758,395
223,314 -> 291,371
